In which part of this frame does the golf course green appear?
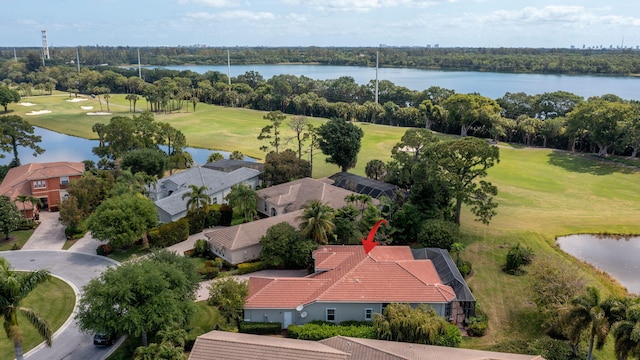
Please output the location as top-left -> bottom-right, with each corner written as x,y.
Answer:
11,92 -> 640,357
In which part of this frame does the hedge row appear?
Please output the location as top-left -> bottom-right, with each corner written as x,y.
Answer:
287,322 -> 376,341
236,261 -> 265,275
239,322 -> 282,335
148,218 -> 190,247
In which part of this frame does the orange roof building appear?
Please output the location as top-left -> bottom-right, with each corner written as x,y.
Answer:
244,245 -> 458,328
0,162 -> 84,216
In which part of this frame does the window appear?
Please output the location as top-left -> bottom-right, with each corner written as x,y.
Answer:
211,197 -> 217,204
60,176 -> 69,185
326,308 -> 336,322
364,308 -> 373,321
33,180 -> 46,189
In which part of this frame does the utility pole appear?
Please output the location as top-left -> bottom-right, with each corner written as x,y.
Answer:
76,47 -> 80,72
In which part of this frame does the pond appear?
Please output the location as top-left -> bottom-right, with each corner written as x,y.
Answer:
556,234 -> 640,295
0,127 -> 255,166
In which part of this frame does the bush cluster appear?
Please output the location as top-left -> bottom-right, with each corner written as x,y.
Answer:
467,306 -> 489,337
148,218 -> 189,247
239,322 -> 282,335
418,219 -> 460,250
287,322 -> 376,341
197,266 -> 219,280
96,244 -> 113,256
236,261 -> 265,275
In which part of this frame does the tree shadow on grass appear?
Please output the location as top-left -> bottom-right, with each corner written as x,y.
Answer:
547,150 -> 637,176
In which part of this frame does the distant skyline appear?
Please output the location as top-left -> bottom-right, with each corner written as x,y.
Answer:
2,0 -> 640,49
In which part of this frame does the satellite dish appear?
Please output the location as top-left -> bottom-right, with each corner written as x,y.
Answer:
300,311 -> 308,319
296,305 -> 304,312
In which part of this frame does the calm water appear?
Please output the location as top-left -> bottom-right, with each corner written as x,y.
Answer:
557,234 -> 640,294
0,127 -> 250,166
156,64 -> 640,101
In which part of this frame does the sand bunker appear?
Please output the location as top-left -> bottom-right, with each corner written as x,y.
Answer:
66,98 -> 88,102
81,106 -> 93,110
87,112 -> 112,116
26,110 -> 52,115
19,102 -> 37,106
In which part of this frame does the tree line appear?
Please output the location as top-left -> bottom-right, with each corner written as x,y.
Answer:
3,46 -> 640,75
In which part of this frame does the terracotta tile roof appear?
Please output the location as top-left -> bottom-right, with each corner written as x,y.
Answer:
320,336 -> 545,360
0,162 -> 84,201
204,210 -> 302,251
245,246 -> 456,309
188,331 -> 349,360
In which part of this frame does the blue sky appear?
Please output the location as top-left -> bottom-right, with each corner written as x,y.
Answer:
2,0 -> 640,48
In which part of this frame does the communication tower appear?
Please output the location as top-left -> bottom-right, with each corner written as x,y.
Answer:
41,29 -> 50,60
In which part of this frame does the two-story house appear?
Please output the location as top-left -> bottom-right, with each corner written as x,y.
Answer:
0,162 -> 85,216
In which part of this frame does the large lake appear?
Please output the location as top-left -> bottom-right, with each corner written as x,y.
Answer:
557,234 -> 640,295
155,64 -> 640,101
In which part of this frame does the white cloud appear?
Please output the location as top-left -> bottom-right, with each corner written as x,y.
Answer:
476,5 -> 640,27
178,0 -> 240,7
286,0 -> 455,13
187,10 -> 275,21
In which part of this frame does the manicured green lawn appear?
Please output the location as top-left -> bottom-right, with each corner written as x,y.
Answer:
0,229 -> 34,251
0,276 -> 75,359
15,93 -> 640,358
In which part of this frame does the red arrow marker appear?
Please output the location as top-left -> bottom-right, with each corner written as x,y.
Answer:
362,219 -> 387,254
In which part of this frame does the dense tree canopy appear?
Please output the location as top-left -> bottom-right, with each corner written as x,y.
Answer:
0,86 -> 20,112
207,277 -> 248,330
87,193 -> 157,248
121,148 -> 168,178
0,195 -> 22,240
0,115 -> 44,166
75,250 -> 199,347
317,118 -> 364,172
263,149 -> 311,186
259,222 -> 316,269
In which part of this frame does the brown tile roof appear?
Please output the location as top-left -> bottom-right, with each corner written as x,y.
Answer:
320,336 -> 545,360
245,246 -> 456,309
0,162 -> 84,201
257,177 -> 367,212
188,331 -> 349,360
204,210 -> 303,251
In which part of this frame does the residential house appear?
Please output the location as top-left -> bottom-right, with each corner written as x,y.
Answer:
204,177 -> 363,264
188,331 -> 544,360
244,245 -> 459,329
0,162 -> 84,216
148,166 -> 260,223
203,159 -> 264,173
256,177 -> 363,217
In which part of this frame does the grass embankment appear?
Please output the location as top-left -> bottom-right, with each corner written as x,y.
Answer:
0,276 -> 76,359
14,93 -> 640,358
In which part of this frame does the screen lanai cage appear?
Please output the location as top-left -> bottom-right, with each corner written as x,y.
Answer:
412,248 -> 476,325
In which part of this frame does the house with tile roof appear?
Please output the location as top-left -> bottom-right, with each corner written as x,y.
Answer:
148,166 -> 260,223
256,177 -> 369,217
188,331 -> 544,360
203,177 -> 362,264
243,245 -> 458,329
0,162 -> 84,216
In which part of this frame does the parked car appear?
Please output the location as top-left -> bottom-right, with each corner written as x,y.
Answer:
93,332 -> 116,346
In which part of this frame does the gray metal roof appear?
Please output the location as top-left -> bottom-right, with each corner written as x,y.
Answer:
329,172 -> 399,199
154,167 -> 260,216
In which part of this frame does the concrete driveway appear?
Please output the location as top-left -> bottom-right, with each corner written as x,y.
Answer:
21,211 -> 66,250
0,251 -> 119,360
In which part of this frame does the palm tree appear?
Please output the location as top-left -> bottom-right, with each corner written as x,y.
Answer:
297,200 -> 335,245
225,183 -> 257,223
565,286 -> 611,360
609,299 -> 640,360
181,185 -> 211,214
0,258 -> 53,360
14,195 -> 42,218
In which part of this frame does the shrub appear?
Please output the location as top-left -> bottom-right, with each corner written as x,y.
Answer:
456,258 -> 472,278
418,219 -> 460,250
187,211 -> 207,234
287,323 -> 376,341
205,209 -> 221,228
96,244 -> 113,256
239,322 -> 282,335
148,218 -> 189,247
17,218 -> 37,230
467,306 -> 489,337
194,239 -> 211,257
504,243 -> 534,275
236,261 -> 265,275
218,204 -> 233,226
197,266 -> 219,280
435,322 -> 463,347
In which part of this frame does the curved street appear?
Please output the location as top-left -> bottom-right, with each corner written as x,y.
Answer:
0,250 -> 119,360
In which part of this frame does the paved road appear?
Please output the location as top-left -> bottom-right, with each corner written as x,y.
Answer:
0,251 -> 119,360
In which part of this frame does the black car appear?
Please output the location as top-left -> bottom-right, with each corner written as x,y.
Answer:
93,332 -> 116,346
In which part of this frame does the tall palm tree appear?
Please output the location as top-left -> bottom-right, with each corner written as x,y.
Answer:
0,258 -> 53,360
297,200 -> 335,245
225,183 -> 257,223
181,185 -> 211,214
610,299 -> 640,360
565,286 -> 611,360
14,195 -> 42,218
